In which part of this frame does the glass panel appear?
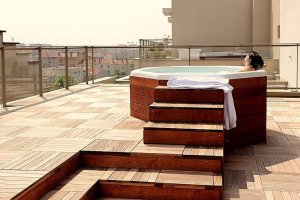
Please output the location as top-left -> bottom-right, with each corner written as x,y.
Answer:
42,47 -> 87,92
91,47 -> 139,81
0,49 -> 3,105
42,48 -> 68,92
5,48 -> 38,103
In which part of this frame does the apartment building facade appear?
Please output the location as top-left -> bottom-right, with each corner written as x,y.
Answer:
164,0 -> 300,87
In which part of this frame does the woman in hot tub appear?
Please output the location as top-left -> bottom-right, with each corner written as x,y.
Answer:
239,51 -> 265,72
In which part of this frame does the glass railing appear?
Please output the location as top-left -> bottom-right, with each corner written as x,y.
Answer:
0,43 -> 299,107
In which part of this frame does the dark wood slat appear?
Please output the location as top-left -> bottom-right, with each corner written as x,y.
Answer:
131,110 -> 149,122
130,102 -> 149,115
130,84 -> 155,97
130,93 -> 154,105
229,77 -> 267,88
98,181 -> 222,200
144,129 -> 224,146
81,152 -> 223,173
154,86 -> 224,104
130,76 -> 159,88
150,107 -> 223,123
150,102 -> 223,109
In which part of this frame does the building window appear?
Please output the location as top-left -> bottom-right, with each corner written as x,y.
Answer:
277,25 -> 280,39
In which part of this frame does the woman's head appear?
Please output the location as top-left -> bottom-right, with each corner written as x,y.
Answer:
244,51 -> 264,70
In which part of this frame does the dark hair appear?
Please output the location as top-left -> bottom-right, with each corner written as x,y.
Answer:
248,51 -> 264,70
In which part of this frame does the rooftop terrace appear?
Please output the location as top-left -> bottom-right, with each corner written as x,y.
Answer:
0,83 -> 299,199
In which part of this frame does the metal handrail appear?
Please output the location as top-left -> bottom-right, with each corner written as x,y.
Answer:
2,43 -> 300,51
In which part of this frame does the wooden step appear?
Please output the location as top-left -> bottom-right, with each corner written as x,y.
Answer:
149,102 -> 224,123
98,198 -> 145,200
98,168 -> 222,200
154,86 -> 224,103
81,140 -> 224,173
42,168 -> 222,200
12,153 -> 80,200
144,122 -> 224,146
41,169 -> 99,200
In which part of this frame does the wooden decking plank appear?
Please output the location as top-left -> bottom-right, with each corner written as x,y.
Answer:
144,122 -> 223,131
41,152 -> 76,171
289,192 -> 300,200
60,191 -> 77,200
245,170 -> 255,189
156,170 -> 214,187
213,174 -> 222,187
108,168 -> 132,181
150,102 -> 223,109
100,168 -> 116,181
29,152 -> 61,171
84,139 -> 139,153
69,192 -> 86,200
252,171 -> 263,190
21,152 -> 54,170
131,169 -> 145,182
147,170 -> 160,183
122,169 -> 138,182
58,128 -> 105,139
139,170 -> 153,182
42,190 -> 68,200
238,170 -> 247,189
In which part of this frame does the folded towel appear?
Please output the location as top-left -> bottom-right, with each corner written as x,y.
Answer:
167,78 -> 236,130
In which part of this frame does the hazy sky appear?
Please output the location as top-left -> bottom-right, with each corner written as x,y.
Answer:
0,0 -> 172,46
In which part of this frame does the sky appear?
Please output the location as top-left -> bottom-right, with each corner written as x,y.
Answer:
0,0 -> 172,46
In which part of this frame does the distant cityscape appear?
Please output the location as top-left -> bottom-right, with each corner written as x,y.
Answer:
16,43 -> 139,88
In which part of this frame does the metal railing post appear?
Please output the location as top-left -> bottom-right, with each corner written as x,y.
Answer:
85,46 -> 88,84
188,47 -> 191,66
296,44 -> 299,91
65,47 -> 69,89
38,47 -> 43,96
139,45 -> 142,69
1,47 -> 6,107
91,46 -> 94,84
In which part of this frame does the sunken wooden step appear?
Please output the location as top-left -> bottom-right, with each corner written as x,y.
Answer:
144,122 -> 224,146
81,140 -> 224,173
41,169 -> 99,200
149,102 -> 224,123
154,86 -> 224,104
98,168 -> 222,200
43,168 -> 222,200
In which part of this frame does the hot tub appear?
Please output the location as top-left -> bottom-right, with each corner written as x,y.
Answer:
130,66 -> 267,149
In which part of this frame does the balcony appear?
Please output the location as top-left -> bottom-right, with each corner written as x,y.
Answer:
0,44 -> 300,199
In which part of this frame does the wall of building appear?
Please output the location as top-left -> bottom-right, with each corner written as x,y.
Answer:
252,0 -> 271,56
271,0 -> 280,59
171,0 -> 271,56
280,0 -> 300,88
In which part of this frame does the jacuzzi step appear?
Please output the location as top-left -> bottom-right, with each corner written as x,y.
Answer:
43,168 -> 222,200
81,140 -> 223,173
144,122 -> 224,146
154,86 -> 224,104
149,102 -> 224,123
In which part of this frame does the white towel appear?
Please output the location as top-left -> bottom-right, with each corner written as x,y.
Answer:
167,78 -> 236,130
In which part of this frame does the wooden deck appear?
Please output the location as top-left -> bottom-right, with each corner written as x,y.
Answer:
0,84 -> 299,199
